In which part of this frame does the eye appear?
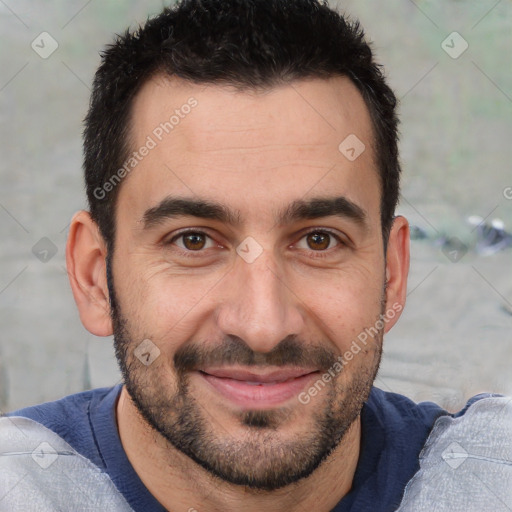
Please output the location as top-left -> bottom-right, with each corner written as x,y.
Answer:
295,230 -> 342,251
170,231 -> 216,251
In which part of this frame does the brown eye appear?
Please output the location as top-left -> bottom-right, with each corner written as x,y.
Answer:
172,231 -> 214,251
183,233 -> 206,250
306,232 -> 331,250
296,230 -> 341,252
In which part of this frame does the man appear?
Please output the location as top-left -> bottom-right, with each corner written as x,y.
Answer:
1,1 -> 511,510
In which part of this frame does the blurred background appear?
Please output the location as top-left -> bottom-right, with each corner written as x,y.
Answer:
1,0 -> 511,413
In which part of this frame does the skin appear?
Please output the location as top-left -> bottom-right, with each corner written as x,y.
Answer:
66,75 -> 409,511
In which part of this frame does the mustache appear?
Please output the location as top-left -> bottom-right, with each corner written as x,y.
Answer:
173,335 -> 338,375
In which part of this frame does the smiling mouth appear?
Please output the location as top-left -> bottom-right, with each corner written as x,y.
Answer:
235,379 -> 298,386
197,367 -> 320,408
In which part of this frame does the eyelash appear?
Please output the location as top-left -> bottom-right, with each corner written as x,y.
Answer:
166,228 -> 347,258
165,229 -> 219,258
296,228 -> 346,259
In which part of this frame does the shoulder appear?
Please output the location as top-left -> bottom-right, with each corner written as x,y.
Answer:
7,385 -> 118,423
0,415 -> 133,511
366,387 -> 448,433
396,393 -> 512,511
0,386 -> 132,511
4,386 -> 122,468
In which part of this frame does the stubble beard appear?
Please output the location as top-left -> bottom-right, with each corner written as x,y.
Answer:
107,257 -> 383,491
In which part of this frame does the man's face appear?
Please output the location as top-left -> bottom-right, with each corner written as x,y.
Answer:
110,75 -> 389,489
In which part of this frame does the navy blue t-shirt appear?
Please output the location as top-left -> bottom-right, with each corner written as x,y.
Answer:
9,385 -> 448,511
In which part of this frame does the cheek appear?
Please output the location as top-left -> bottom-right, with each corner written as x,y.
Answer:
294,265 -> 384,346
115,263 -> 220,351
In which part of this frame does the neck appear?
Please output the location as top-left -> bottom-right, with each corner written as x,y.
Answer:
116,386 -> 361,512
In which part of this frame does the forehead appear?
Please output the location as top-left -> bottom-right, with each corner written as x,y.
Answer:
119,74 -> 379,223
130,74 -> 374,151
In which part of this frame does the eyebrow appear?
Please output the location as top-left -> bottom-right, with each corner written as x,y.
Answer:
141,196 -> 368,230
279,197 -> 368,229
142,197 -> 241,228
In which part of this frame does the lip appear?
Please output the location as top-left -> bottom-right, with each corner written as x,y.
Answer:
197,367 -> 320,409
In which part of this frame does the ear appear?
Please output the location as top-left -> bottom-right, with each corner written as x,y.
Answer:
65,210 -> 113,336
383,216 -> 410,333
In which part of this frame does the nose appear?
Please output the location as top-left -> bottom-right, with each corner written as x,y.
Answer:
215,249 -> 305,354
